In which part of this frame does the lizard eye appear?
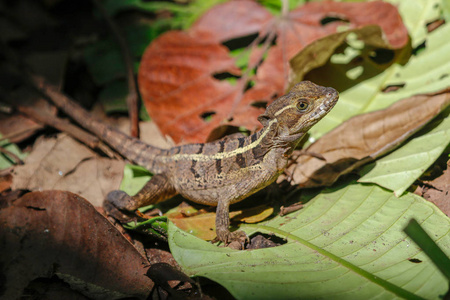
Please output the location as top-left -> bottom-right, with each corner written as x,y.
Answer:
296,100 -> 309,111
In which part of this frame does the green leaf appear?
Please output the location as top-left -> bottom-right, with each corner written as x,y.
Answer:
169,183 -> 449,299
444,0 -> 450,22
0,138 -> 27,170
119,164 -> 152,196
98,79 -> 151,120
124,216 -> 168,240
404,219 -> 450,281
359,109 -> 450,196
259,0 -> 305,15
98,80 -> 129,113
386,0 -> 443,47
104,0 -> 227,30
83,40 -> 130,85
83,24 -> 159,85
309,22 -> 450,140
103,0 -> 184,16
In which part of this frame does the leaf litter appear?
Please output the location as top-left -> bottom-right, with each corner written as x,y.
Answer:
12,134 -> 125,206
1,0 -> 449,298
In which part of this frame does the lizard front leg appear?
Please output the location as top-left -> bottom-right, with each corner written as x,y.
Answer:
215,199 -> 248,245
105,173 -> 177,219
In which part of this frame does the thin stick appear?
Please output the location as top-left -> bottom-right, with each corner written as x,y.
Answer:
1,87 -> 117,159
92,0 -> 140,138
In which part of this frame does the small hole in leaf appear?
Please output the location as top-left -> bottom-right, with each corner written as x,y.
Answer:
245,80 -> 255,92
213,72 -> 239,81
369,49 -> 395,65
320,15 -> 349,25
222,33 -> 259,51
382,84 -> 405,93
440,74 -> 448,80
200,111 -> 216,122
412,41 -> 426,56
408,258 -> 422,263
251,101 -> 268,109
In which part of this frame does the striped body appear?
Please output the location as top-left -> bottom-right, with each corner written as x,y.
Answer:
107,81 -> 338,243
46,79 -> 338,243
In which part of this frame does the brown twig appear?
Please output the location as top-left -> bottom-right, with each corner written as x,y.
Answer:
92,0 -> 140,138
1,87 -> 117,159
30,75 -> 141,163
279,202 -> 303,216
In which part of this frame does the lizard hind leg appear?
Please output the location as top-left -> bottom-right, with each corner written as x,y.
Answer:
104,173 -> 177,219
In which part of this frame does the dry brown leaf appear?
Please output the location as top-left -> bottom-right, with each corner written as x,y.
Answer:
415,160 -> 450,216
0,190 -> 152,299
139,0 -> 408,143
283,89 -> 450,188
0,114 -> 43,143
12,134 -> 124,205
0,95 -> 57,143
0,173 -> 12,193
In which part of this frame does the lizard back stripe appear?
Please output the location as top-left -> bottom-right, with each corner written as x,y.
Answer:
160,119 -> 278,162
274,104 -> 297,116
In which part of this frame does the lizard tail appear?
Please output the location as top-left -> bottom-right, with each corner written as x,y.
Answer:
34,76 -> 164,172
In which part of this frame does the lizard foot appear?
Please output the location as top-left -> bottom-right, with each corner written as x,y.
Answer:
103,190 -> 139,223
214,229 -> 249,249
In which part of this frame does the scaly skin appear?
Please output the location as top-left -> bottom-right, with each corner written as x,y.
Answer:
39,79 -> 338,244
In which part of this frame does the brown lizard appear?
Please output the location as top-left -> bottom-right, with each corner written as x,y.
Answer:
36,79 -> 338,243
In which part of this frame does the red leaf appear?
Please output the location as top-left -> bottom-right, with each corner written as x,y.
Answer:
139,0 -> 408,143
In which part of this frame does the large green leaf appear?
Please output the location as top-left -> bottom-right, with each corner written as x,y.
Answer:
83,24 -> 160,85
386,0 -> 443,47
103,0 -> 227,30
359,109 -> 450,196
308,21 -> 450,139
169,183 -> 449,299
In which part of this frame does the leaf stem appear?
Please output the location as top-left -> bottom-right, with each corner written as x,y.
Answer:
281,0 -> 289,17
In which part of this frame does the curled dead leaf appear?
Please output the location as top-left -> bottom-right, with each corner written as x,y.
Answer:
283,89 -> 450,188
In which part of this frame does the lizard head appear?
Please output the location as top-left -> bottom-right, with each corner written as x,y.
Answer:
258,81 -> 339,142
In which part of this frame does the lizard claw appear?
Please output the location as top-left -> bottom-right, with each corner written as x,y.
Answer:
104,190 -> 138,223
213,229 -> 249,249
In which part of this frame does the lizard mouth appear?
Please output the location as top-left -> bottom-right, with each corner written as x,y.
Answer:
310,87 -> 339,121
